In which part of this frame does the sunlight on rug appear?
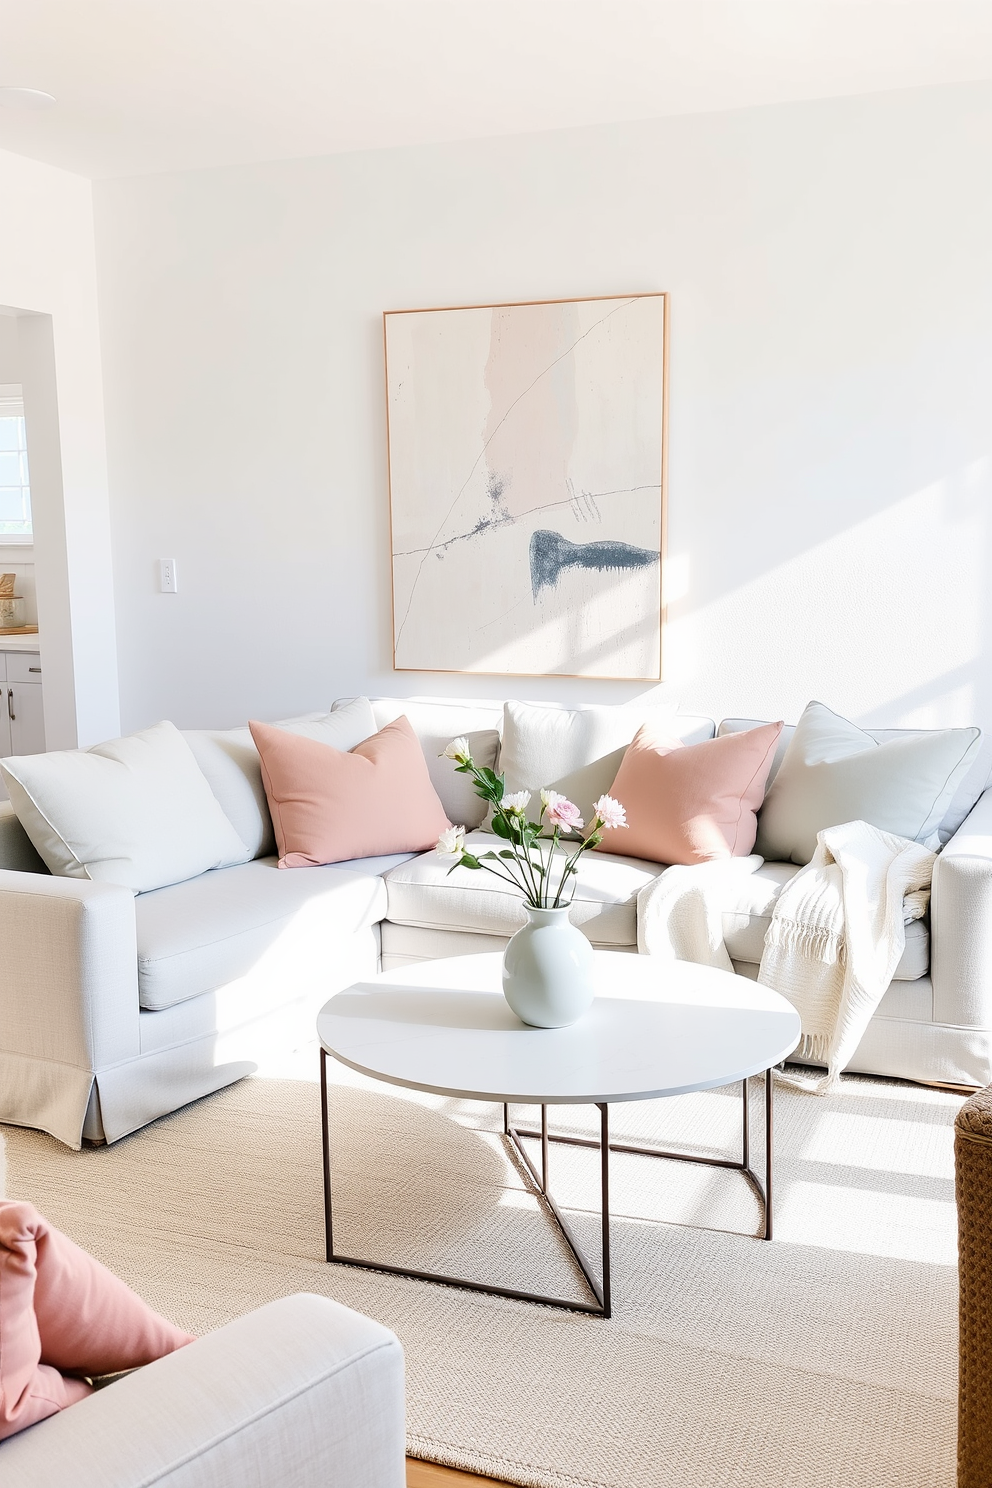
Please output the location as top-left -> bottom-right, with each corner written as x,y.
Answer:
2,1051 -> 961,1488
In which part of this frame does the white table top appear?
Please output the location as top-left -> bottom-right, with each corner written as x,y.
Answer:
317,953 -> 802,1106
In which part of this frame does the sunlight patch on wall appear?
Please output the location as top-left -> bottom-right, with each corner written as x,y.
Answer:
664,467 -> 991,726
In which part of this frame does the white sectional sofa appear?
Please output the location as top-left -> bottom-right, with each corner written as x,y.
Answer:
1,694 -> 991,1149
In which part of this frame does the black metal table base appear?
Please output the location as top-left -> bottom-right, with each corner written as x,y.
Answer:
320,1050 -> 774,1320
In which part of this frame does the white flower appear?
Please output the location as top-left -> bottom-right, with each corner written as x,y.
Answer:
435,825 -> 467,858
502,790 -> 531,817
443,737 -> 472,765
540,788 -> 564,811
593,794 -> 627,831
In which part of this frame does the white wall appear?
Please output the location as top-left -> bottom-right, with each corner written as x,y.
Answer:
94,81 -> 992,734
0,149 -> 118,748
0,315 -> 36,627
0,315 -> 19,380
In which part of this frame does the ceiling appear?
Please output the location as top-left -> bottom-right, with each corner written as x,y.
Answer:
0,1 -> 990,180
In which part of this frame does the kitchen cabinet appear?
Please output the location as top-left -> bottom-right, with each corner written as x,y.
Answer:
0,650 -> 45,758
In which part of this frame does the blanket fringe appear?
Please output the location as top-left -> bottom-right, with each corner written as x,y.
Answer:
763,918 -> 844,965
794,1031 -> 831,1065
774,1064 -> 841,1096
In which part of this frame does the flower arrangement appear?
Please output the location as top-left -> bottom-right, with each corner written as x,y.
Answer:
436,737 -> 627,909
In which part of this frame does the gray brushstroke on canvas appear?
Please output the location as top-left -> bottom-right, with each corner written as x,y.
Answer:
529,529 -> 660,600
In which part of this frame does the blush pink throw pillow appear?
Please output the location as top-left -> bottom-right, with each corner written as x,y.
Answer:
250,713 -> 450,867
597,720 -> 784,865
0,1200 -> 194,1441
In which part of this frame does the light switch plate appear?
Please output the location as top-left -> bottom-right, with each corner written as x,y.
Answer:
159,558 -> 178,594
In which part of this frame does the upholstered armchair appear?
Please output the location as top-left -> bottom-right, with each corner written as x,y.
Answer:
0,1292 -> 406,1488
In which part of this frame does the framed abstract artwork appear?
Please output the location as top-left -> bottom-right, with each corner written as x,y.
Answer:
384,292 -> 668,679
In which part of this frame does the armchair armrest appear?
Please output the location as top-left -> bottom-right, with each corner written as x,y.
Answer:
0,1293 -> 406,1488
0,871 -> 139,1146
931,786 -> 992,1028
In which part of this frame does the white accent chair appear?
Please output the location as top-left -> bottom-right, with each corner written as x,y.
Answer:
0,1293 -> 406,1488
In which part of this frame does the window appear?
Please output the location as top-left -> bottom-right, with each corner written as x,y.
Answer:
0,384 -> 31,541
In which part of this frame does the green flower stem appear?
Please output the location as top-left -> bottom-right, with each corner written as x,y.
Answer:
539,829 -> 554,907
499,804 -> 542,904
451,750 -> 607,911
470,857 -> 531,894
487,845 -> 536,899
461,754 -> 544,906
552,814 -> 604,907
546,824 -> 562,909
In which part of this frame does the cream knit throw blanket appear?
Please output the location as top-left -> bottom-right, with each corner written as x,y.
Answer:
637,822 -> 935,1092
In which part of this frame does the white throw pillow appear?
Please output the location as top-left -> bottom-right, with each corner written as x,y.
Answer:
0,720 -> 253,892
755,700 -> 981,866
185,697 -> 378,858
491,698 -> 679,832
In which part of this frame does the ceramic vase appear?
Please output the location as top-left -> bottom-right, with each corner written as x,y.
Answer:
502,904 -> 595,1028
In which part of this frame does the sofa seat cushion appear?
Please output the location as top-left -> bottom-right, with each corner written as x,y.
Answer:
721,861 -> 929,981
383,833 -> 664,946
135,857 -> 388,1011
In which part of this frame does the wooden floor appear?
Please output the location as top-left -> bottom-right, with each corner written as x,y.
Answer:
407,1460 -> 509,1486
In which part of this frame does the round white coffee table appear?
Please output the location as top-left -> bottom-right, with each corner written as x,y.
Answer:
317,951 -> 801,1318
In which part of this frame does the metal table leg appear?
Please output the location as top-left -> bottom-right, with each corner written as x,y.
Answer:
511,1071 -> 775,1243
322,1053 -> 612,1317
320,1055 -> 776,1319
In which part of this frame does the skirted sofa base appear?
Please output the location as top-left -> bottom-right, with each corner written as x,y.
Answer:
1,694 -> 991,1147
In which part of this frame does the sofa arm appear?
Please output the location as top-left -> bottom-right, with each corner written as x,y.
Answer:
0,872 -> 140,1146
0,1293 -> 406,1488
931,786 -> 992,1028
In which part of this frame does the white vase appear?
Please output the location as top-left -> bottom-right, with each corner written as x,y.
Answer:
502,904 -> 595,1028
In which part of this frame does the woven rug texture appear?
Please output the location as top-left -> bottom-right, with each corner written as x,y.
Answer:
2,1058 -> 962,1488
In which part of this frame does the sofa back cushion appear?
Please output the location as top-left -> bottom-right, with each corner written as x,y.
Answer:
334,696 -> 503,829
0,721 -> 252,894
719,703 -> 982,865
492,699 -> 713,832
333,693 -> 713,833
720,711 -> 990,848
185,697 -> 377,858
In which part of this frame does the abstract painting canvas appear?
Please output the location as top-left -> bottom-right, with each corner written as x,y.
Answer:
385,293 -> 667,678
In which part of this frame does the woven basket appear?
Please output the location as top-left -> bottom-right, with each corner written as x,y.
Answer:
955,1086 -> 992,1486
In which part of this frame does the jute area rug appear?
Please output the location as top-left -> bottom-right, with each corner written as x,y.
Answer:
3,1054 -> 961,1488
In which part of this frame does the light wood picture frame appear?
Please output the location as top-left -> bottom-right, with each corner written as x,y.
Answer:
384,292 -> 668,679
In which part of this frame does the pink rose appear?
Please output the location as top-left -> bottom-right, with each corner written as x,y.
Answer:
542,791 -> 584,832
